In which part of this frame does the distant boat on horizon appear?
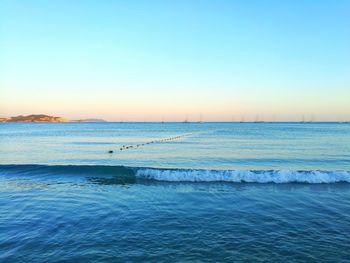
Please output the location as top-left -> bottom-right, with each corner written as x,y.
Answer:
305,115 -> 315,123
254,115 -> 264,123
198,114 -> 203,123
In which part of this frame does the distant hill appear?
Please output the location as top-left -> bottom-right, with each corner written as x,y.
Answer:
0,115 -> 108,123
0,114 -> 70,123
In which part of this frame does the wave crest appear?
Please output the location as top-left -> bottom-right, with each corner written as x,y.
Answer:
136,169 -> 350,183
1,165 -> 350,184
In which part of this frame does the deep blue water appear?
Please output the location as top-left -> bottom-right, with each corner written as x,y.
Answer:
1,122 -> 350,262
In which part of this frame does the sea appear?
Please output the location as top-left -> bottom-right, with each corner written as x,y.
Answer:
1,122 -> 350,262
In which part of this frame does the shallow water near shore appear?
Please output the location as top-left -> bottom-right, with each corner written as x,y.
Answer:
1,122 -> 350,261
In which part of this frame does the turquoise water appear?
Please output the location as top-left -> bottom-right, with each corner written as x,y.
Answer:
1,123 -> 350,261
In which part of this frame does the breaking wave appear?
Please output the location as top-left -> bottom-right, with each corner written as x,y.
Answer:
0,165 -> 350,184
136,168 -> 350,183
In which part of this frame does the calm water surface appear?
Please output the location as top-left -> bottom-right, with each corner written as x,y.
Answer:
1,122 -> 350,262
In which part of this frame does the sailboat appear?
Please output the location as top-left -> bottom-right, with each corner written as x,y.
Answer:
306,115 -> 314,123
183,115 -> 189,123
198,114 -> 203,123
254,115 -> 264,123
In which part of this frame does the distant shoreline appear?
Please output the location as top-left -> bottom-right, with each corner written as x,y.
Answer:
0,114 -> 107,123
1,114 -> 349,123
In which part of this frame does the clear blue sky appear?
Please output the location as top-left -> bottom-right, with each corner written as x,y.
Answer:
1,0 -> 349,121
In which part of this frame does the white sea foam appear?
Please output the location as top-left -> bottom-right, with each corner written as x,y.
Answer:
136,169 -> 350,183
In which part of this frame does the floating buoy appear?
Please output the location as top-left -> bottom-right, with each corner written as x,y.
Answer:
114,132 -> 194,153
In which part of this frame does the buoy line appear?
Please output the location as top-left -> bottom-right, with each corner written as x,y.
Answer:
108,133 -> 193,154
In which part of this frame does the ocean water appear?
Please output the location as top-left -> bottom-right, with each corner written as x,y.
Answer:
1,122 -> 350,262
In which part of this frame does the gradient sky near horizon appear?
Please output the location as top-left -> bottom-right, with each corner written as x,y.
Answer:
1,0 -> 349,121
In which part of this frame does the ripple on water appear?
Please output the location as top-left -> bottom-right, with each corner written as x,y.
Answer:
1,176 -> 350,262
